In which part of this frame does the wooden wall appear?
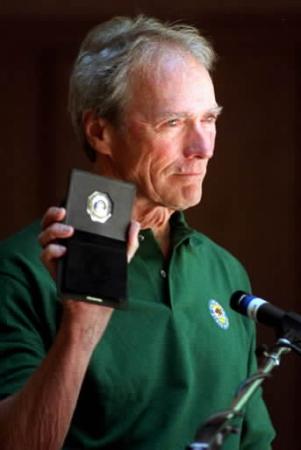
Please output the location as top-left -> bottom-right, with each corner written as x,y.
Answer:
0,8 -> 300,449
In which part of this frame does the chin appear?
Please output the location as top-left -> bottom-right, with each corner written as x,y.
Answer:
167,191 -> 203,211
181,187 -> 203,209
180,198 -> 202,211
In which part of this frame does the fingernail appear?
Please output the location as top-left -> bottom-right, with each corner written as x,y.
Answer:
60,224 -> 73,233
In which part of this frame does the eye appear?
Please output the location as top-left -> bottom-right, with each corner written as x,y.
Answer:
165,118 -> 180,127
203,114 -> 218,124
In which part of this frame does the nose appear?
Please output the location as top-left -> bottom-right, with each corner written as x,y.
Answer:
183,122 -> 215,159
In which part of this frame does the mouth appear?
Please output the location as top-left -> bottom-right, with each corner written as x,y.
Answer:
175,164 -> 207,177
174,171 -> 205,178
176,172 -> 202,176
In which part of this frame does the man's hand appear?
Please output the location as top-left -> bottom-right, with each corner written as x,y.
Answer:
38,206 -> 141,347
39,207 -> 74,279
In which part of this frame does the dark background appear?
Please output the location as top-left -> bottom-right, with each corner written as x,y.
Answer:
0,1 -> 301,448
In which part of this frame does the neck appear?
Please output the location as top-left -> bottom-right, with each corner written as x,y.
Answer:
133,197 -> 174,258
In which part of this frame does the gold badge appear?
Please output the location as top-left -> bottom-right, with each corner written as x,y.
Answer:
86,191 -> 112,224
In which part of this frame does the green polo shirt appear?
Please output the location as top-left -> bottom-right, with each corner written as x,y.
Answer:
0,213 -> 275,449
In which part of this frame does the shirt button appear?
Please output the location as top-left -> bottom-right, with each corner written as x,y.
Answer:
138,234 -> 145,242
160,269 -> 167,278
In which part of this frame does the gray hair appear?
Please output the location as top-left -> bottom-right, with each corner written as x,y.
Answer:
68,15 -> 216,161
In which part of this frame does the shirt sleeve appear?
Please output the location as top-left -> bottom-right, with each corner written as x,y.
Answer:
0,273 -> 48,399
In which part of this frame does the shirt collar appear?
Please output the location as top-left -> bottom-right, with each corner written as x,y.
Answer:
137,210 -> 204,251
170,211 -> 203,248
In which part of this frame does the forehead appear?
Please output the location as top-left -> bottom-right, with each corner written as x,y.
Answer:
126,49 -> 216,119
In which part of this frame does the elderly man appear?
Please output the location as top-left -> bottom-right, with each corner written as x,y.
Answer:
0,16 -> 274,450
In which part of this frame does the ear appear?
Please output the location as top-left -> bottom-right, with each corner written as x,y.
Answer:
83,110 -> 113,157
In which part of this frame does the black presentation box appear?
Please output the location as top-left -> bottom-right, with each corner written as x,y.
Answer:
57,169 -> 136,307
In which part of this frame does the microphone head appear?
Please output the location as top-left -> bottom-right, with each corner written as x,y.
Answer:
230,291 -> 248,313
230,291 -> 283,327
230,291 -> 268,321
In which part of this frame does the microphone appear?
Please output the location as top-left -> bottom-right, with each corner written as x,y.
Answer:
230,291 -> 301,338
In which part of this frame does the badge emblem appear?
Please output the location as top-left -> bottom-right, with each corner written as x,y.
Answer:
86,191 -> 112,223
209,299 -> 229,330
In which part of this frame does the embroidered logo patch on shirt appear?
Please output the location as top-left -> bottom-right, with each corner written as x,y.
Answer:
209,299 -> 229,330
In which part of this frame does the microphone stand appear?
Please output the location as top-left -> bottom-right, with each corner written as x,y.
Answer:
186,334 -> 300,450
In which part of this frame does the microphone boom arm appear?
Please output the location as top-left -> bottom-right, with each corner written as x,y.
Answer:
187,338 -> 291,450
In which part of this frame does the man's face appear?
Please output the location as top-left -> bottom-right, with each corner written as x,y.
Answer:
106,51 -> 220,211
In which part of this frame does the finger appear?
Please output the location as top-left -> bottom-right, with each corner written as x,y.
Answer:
127,220 -> 141,263
38,222 -> 74,248
40,243 -> 66,279
41,207 -> 66,229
